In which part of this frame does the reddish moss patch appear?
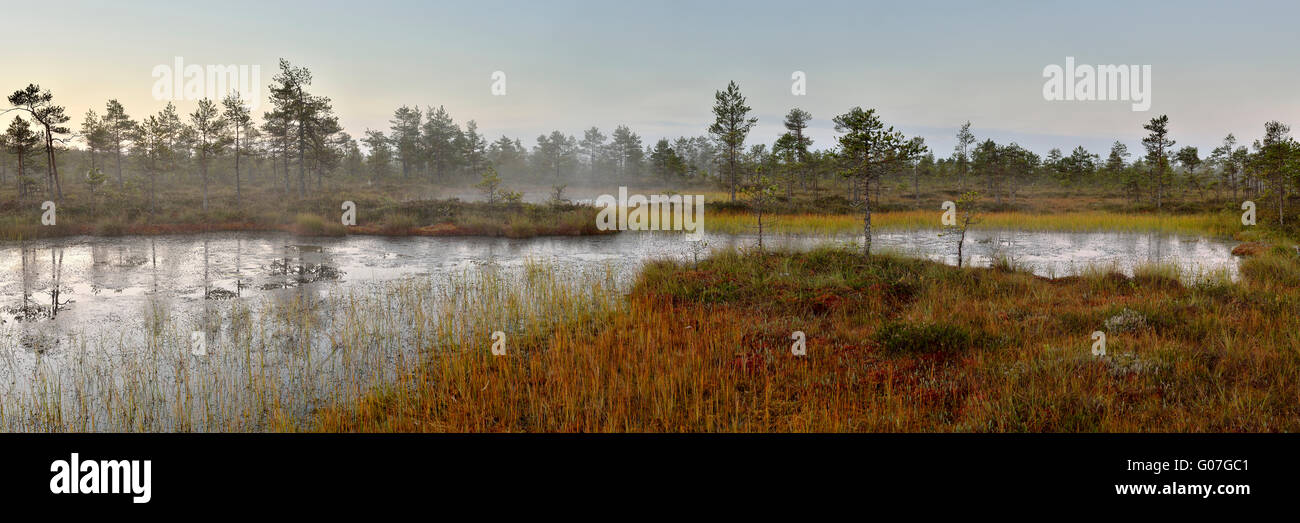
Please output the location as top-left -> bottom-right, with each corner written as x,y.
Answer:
1232,241 -> 1268,256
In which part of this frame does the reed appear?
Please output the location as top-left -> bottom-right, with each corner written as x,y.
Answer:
0,261 -> 621,431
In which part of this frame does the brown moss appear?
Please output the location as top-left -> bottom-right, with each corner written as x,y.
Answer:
1232,241 -> 1268,256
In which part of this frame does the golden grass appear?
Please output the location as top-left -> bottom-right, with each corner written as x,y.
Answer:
706,210 -> 1242,237
312,248 -> 1300,432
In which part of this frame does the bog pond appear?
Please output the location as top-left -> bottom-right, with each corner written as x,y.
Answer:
0,229 -> 1239,431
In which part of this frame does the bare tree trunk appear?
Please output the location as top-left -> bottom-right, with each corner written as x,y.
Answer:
234,128 -> 242,205
995,169 -> 1003,206
957,226 -> 966,267
862,178 -> 873,257
913,166 -> 920,208
1156,164 -> 1163,211
298,140 -> 306,196
51,141 -> 61,200
1279,182 -> 1285,226
45,147 -> 54,197
283,144 -> 291,196
46,134 -> 62,200
728,154 -> 737,202
16,147 -> 26,199
201,152 -> 209,211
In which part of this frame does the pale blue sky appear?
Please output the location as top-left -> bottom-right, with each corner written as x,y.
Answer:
4,0 -> 1298,157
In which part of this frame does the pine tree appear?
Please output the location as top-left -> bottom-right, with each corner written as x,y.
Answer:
388,106 -> 422,178
708,81 -> 757,202
134,103 -> 183,215
833,107 -> 923,256
8,84 -> 70,200
222,91 -> 254,204
462,120 -> 487,178
1141,115 -> 1175,211
783,108 -> 813,191
188,98 -> 228,211
1252,121 -> 1293,225
1104,141 -> 1130,187
953,121 -> 976,192
649,139 -> 684,182
267,59 -> 332,196
1175,146 -> 1203,200
579,127 -> 606,182
1209,134 -> 1239,200
533,131 -> 576,181
609,125 -> 643,179
102,100 -> 135,189
302,95 -> 341,191
3,116 -> 40,198
488,135 -> 526,177
422,105 -> 461,180
362,129 -> 393,183
80,109 -> 109,172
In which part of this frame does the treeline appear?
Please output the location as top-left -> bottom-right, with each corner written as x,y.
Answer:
368,106 -> 723,186
916,116 -> 1294,220
0,58 -> 734,210
1,58 -> 1297,229
1,59 -> 359,213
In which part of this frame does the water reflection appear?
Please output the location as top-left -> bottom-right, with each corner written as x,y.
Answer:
3,245 -> 71,323
0,229 -> 1246,430
0,229 -> 1239,351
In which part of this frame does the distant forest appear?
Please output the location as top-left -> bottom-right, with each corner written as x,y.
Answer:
3,59 -> 1297,226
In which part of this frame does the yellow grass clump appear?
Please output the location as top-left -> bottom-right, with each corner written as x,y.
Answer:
705,210 -> 1240,237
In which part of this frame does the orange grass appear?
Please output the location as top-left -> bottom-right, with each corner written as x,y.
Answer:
315,248 -> 1300,432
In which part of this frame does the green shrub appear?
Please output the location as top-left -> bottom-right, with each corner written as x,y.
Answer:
873,321 -> 975,355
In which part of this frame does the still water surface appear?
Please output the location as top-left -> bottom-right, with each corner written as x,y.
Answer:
0,229 -> 1239,347
0,229 -> 1239,430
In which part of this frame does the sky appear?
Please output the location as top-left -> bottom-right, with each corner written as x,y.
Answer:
3,0 -> 1299,158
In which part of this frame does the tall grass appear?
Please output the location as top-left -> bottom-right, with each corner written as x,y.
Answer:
0,262 -> 621,431
316,248 -> 1300,432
